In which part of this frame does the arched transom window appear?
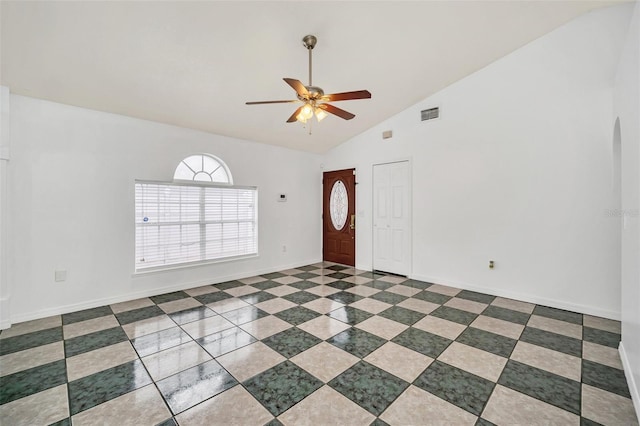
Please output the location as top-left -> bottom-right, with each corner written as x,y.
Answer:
174,154 -> 232,183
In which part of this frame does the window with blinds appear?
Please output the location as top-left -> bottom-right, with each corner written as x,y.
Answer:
135,182 -> 258,272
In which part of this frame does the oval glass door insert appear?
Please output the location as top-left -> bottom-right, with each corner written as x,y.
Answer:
330,180 -> 348,230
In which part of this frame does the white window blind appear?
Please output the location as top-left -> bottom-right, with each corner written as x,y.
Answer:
135,182 -> 258,272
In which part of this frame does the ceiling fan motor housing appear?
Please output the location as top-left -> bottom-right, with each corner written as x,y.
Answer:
299,86 -> 325,102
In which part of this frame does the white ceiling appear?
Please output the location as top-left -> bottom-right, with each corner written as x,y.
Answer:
0,1 -> 627,153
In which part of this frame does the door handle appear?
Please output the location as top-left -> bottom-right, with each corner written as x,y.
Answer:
350,214 -> 356,230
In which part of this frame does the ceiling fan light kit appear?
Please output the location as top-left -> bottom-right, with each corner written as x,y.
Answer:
246,35 -> 371,130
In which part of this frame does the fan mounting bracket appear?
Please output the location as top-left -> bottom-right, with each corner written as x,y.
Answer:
302,35 -> 317,50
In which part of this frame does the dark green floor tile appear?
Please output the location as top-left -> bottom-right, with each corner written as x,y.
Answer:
0,326 -> 63,356
296,265 -> 319,272
364,280 -> 395,290
115,305 -> 165,325
293,272 -> 319,280
481,305 -> 529,325
378,306 -> 425,326
197,327 -> 256,357
327,272 -> 351,279
370,418 -> 391,426
327,328 -> 386,358
431,306 -> 477,325
391,327 -> 451,358
583,327 -> 620,349
48,418 -> 71,426
582,359 -> 631,398
370,291 -> 408,305
401,279 -> 432,290
251,280 -> 282,291
262,327 -> 321,358
520,326 -> 582,357
169,306 -> 216,325
64,326 -> 128,357
193,291 -> 232,305
327,265 -> 350,271
243,360 -> 322,416
457,290 -> 496,304
359,271 -> 387,279
327,280 -> 356,291
221,306 -> 269,325
132,327 -> 192,357
240,291 -> 277,305
413,290 -> 451,305
264,418 -> 284,426
498,360 -> 581,414
533,305 -> 582,325
68,359 -> 152,415
157,359 -> 237,414
329,360 -> 409,416
282,291 -> 320,305
476,418 -> 497,426
155,418 -> 177,426
580,417 -> 604,426
288,281 -> 319,290
328,306 -> 373,326
456,327 -> 516,358
149,291 -> 190,305
327,291 -> 363,305
0,360 -> 67,405
274,306 -> 321,326
214,280 -> 245,290
261,272 -> 286,279
414,361 -> 494,416
62,305 -> 113,325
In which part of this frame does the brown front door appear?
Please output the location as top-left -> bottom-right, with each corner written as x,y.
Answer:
323,168 -> 356,266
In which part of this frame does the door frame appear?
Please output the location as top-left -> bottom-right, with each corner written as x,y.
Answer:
322,167 -> 357,266
371,159 -> 412,276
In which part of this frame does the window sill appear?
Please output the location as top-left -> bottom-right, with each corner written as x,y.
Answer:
132,253 -> 259,277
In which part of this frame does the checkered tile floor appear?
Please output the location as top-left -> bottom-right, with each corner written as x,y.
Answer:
1,263 -> 638,425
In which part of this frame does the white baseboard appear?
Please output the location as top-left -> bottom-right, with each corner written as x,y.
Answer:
619,341 -> 640,422
411,274 -> 621,320
8,258 -> 321,325
0,296 -> 10,330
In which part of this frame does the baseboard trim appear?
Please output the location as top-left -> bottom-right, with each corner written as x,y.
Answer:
0,296 -> 10,330
410,274 -> 621,320
619,341 -> 640,422
9,258 -> 321,325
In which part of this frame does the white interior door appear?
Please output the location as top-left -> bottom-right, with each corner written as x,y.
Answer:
373,161 -> 411,275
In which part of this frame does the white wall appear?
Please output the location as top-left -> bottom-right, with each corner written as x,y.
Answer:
5,94 -> 322,325
614,0 -> 640,416
322,4 -> 632,319
0,87 -> 10,328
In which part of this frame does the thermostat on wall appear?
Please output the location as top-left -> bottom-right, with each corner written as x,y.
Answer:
278,194 -> 287,202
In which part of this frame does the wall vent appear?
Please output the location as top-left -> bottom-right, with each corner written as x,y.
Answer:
421,107 -> 439,121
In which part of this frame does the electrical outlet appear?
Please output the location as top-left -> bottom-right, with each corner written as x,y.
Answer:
55,270 -> 67,282
282,245 -> 287,253
489,260 -> 495,269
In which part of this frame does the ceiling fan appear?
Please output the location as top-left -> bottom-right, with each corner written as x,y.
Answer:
246,35 -> 371,125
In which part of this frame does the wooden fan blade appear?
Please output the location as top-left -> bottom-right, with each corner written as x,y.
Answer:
283,78 -> 309,98
246,100 -> 298,105
319,103 -> 355,120
323,90 -> 371,102
286,106 -> 304,123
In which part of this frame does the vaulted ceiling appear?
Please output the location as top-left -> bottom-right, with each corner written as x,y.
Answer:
0,1 -> 627,153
